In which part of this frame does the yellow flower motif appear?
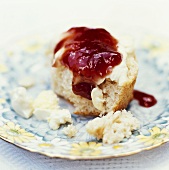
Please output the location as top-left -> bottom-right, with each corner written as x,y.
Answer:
142,36 -> 169,57
0,122 -> 35,143
25,43 -> 42,53
7,51 -> 14,57
70,142 -> 102,156
137,127 -> 169,146
0,63 -> 8,73
38,143 -> 54,148
0,98 -> 6,104
113,144 -> 123,150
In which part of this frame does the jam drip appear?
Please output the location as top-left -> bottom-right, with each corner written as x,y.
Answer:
53,27 -> 122,100
133,90 -> 157,107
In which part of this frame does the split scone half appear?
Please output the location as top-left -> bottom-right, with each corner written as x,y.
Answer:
51,27 -> 138,116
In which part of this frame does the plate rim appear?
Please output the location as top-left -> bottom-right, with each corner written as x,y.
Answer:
0,134 -> 169,160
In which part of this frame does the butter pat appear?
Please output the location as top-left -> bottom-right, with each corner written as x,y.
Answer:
63,124 -> 77,138
109,45 -> 128,86
86,110 -> 140,144
48,109 -> 72,130
91,87 -> 105,111
11,87 -> 33,118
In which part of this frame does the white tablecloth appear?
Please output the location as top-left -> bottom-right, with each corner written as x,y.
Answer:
0,1 -> 169,169
1,139 -> 169,170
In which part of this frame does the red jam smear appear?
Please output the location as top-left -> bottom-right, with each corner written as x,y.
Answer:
53,27 -> 122,100
133,90 -> 157,107
72,82 -> 95,100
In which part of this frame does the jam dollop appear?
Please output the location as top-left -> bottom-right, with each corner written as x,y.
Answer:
133,90 -> 157,107
53,27 -> 122,99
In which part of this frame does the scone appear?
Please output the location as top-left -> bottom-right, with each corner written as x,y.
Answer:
51,27 -> 138,116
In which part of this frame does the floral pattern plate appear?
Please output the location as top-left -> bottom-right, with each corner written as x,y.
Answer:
0,28 -> 169,160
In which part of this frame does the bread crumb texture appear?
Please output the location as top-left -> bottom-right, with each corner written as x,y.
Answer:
86,110 -> 140,144
63,124 -> 77,138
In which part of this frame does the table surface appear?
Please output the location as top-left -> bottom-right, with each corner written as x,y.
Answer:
0,0 -> 169,169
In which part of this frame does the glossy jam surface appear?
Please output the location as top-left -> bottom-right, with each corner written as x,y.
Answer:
133,90 -> 157,107
53,27 -> 122,99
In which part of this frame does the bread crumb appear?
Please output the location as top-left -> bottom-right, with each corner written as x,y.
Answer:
33,90 -> 59,110
18,76 -> 35,88
33,108 -> 52,121
10,87 -> 33,118
63,124 -> 77,138
86,109 -> 140,144
48,109 -> 72,130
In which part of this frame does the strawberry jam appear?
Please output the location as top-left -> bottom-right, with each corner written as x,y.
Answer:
53,27 -> 122,99
133,90 -> 157,107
